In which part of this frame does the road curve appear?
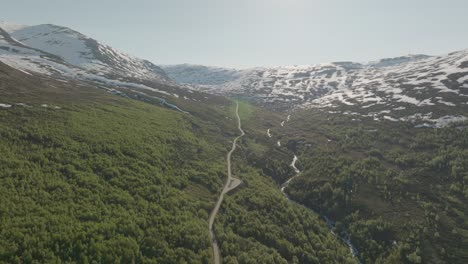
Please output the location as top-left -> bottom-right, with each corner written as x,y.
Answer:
209,101 -> 245,264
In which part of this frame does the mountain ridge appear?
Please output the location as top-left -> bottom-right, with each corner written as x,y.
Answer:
2,20 -> 468,128
0,22 -> 192,101
2,23 -> 172,83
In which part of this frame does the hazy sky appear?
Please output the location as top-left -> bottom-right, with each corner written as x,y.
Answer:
2,0 -> 468,68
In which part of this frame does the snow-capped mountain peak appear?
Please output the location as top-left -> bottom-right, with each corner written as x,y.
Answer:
0,21 -> 185,101
1,23 -> 170,83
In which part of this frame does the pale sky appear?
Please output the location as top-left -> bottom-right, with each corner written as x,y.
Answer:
2,0 -> 468,68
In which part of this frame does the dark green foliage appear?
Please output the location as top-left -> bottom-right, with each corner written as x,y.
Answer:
209,102 -> 356,263
281,111 -> 468,263
215,158 -> 356,264
0,97 -> 231,263
0,77 -> 354,264
8,62 -> 463,263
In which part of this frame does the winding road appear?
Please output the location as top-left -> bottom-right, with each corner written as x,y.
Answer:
208,101 -> 244,264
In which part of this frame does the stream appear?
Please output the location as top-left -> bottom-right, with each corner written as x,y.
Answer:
272,115 -> 359,260
281,155 -> 360,260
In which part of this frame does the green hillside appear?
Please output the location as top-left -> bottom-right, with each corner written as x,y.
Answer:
0,64 -> 353,263
280,110 -> 468,263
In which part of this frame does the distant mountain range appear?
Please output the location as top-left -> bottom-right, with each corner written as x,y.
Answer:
162,52 -> 468,127
1,21 -> 467,127
161,53 -> 467,109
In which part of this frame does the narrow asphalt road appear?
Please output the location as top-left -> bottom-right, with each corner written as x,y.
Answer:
208,101 -> 245,264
